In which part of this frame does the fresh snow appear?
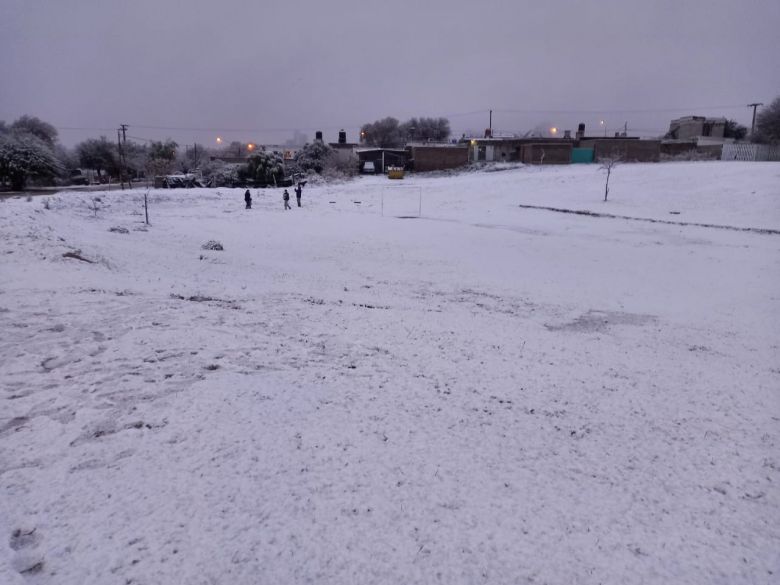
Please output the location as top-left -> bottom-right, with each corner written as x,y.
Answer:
1,161 -> 778,584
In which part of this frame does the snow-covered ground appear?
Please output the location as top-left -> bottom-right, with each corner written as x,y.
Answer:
1,161 -> 778,584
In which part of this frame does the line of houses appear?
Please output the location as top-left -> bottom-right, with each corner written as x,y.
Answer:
212,115 -> 776,176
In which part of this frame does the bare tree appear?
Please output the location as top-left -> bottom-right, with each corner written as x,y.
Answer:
599,156 -> 621,201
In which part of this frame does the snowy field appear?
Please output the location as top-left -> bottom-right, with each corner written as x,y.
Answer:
1,161 -> 779,584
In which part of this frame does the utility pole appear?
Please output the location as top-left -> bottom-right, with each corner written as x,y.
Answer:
117,124 -> 129,189
117,129 -> 125,190
489,109 -> 492,137
747,103 -> 763,136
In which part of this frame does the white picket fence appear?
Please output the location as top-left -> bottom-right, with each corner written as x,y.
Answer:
722,143 -> 780,161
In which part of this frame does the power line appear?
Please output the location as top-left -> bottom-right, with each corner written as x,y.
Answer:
49,102 -> 751,139
126,134 -> 155,143
53,126 -> 117,132
494,104 -> 748,114
130,124 -> 343,133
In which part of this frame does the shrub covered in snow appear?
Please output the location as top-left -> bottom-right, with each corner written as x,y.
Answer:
0,132 -> 63,190
201,240 -> 224,251
294,141 -> 335,174
203,162 -> 242,187
246,151 -> 285,186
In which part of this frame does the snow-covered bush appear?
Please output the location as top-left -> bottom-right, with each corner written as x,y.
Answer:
201,240 -> 224,251
294,141 -> 335,174
322,153 -> 359,181
0,132 -> 63,190
203,162 -> 242,187
246,151 -> 285,186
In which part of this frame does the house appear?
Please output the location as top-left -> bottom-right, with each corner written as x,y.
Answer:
468,137 -> 527,162
356,148 -> 408,174
407,143 -> 469,172
661,117 -> 733,159
667,116 -> 726,140
519,142 -> 573,164
328,130 -> 359,165
577,138 -> 660,162
469,136 -> 585,164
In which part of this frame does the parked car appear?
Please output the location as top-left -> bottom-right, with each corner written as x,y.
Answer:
69,169 -> 89,185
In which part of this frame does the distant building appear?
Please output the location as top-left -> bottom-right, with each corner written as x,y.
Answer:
578,138 -> 660,162
468,137 -> 575,163
356,148 -> 408,174
667,116 -> 726,140
465,123 -> 661,164
328,129 -> 359,165
468,137 -> 527,162
519,142 -> 573,165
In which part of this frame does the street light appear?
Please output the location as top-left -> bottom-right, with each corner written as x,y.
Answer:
600,120 -> 606,137
247,143 -> 255,152
216,136 -> 223,145
550,127 -> 558,136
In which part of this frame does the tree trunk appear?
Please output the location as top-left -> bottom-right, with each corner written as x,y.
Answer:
604,168 -> 611,201
11,171 -> 25,191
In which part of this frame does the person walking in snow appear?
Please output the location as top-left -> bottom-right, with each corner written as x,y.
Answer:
244,189 -> 252,209
283,189 -> 291,210
294,183 -> 302,207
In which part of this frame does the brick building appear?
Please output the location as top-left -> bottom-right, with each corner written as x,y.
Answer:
578,138 -> 660,162
408,144 -> 469,172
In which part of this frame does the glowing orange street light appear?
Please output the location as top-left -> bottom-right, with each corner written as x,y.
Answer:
550,127 -> 558,135
247,143 -> 255,151
216,136 -> 223,144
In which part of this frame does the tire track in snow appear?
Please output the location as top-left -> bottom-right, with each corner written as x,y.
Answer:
516,203 -> 780,235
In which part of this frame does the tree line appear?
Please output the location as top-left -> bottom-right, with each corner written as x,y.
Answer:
0,116 -> 362,190
359,117 -> 452,148
0,117 -> 191,190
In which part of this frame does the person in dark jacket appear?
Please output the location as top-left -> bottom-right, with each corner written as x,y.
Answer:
294,183 -> 302,207
283,189 -> 291,210
244,189 -> 252,209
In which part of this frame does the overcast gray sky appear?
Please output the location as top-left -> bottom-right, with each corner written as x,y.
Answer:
1,0 -> 778,147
